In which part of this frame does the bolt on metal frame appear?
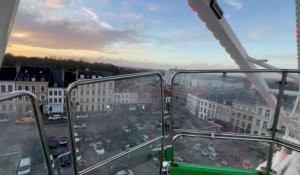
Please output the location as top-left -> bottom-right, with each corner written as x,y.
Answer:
0,90 -> 54,175
66,71 -> 165,175
170,69 -> 300,175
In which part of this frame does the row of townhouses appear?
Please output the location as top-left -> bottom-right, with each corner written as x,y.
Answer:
0,66 -> 159,115
186,92 -> 285,136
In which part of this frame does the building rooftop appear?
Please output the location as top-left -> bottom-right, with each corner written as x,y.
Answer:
64,71 -> 77,88
16,66 -> 50,82
78,70 -> 112,79
49,70 -> 64,88
0,67 -> 16,81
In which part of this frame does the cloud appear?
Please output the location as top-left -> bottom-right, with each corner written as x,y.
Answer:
44,0 -> 72,8
81,7 -> 120,31
9,8 -> 142,52
248,27 -> 269,40
147,4 -> 161,12
221,0 -> 243,10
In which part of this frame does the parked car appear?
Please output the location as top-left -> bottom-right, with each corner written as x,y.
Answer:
140,135 -> 150,142
53,148 -> 65,159
18,158 -> 31,175
94,132 -> 104,140
208,152 -> 219,161
208,143 -> 216,152
115,170 -> 133,175
48,137 -> 59,148
74,123 -> 86,129
61,154 -> 71,167
0,117 -> 9,123
242,160 -> 250,169
94,142 -> 105,155
74,132 -> 80,143
134,123 -> 143,131
59,136 -> 68,145
76,148 -> 82,161
76,114 -> 88,119
50,154 -> 55,169
120,140 -> 131,151
83,133 -> 93,142
201,150 -> 209,156
48,114 -> 62,121
121,125 -> 131,133
193,143 -> 201,151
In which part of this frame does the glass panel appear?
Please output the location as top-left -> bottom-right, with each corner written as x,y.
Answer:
268,144 -> 300,175
171,71 -> 281,136
173,135 -> 269,170
86,139 -> 162,175
276,72 -> 300,146
0,96 -> 48,174
68,74 -> 163,172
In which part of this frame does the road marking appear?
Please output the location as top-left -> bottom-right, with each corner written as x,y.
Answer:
0,144 -> 21,157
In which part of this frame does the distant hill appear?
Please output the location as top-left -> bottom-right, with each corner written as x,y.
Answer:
3,53 -> 146,75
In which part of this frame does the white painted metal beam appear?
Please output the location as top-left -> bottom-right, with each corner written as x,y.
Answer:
0,0 -> 20,68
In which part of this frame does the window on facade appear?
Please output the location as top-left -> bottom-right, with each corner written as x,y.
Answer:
247,123 -> 252,129
204,108 -> 206,113
231,118 -> 234,124
18,86 -> 22,90
236,120 -> 240,126
248,116 -> 253,121
103,90 -> 106,95
243,114 -> 247,119
50,98 -> 53,103
32,86 -> 35,93
80,98 -> 83,102
59,91 -> 62,96
86,98 -> 89,102
24,86 -> 29,91
263,121 -> 268,129
98,90 -> 101,94
54,98 -> 57,103
109,82 -> 113,88
255,119 -> 260,127
80,105 -> 83,111
102,98 -> 105,103
205,102 -> 207,106
41,86 -> 45,93
0,85 -> 5,92
201,101 -> 203,105
254,131 -> 258,135
98,98 -> 100,103
92,90 -> 95,95
241,121 -> 245,128
87,90 -> 89,95
59,98 -> 62,103
9,104 -> 13,111
85,105 -> 88,111
80,90 -> 83,95
265,110 -> 270,117
232,112 -> 235,116
258,108 -> 263,115
92,98 -> 95,103
54,91 -> 57,96
237,113 -> 241,117
2,104 -> 6,111
8,85 -> 12,92
41,95 -> 45,101
91,105 -> 94,111
281,126 -> 286,134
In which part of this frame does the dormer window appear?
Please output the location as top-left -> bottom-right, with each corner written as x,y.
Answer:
25,70 -> 28,73
17,77 -> 22,81
39,71 -> 42,74
31,78 -> 36,81
80,74 -> 85,79
25,77 -> 29,81
92,75 -> 96,79
54,83 -> 58,87
41,78 -> 45,82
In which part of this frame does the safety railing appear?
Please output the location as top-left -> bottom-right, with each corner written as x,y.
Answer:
170,69 -> 300,175
66,72 -> 165,175
0,90 -> 53,175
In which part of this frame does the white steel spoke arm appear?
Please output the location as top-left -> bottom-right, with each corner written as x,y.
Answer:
0,0 -> 20,67
189,0 -> 288,122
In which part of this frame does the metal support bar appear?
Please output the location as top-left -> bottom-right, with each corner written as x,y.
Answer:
266,72 -> 287,175
0,90 -> 54,175
66,72 -> 164,174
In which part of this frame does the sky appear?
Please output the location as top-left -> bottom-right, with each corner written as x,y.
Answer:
5,0 -> 298,70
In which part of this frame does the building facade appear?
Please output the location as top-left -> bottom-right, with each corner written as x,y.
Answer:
0,67 -> 17,114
